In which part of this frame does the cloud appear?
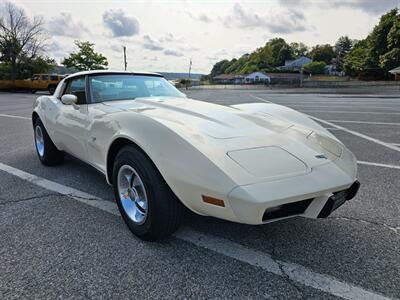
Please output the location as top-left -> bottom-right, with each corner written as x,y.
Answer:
47,13 -> 90,37
142,35 -> 163,51
102,9 -> 139,37
45,41 -> 75,62
330,0 -> 398,14
164,49 -> 183,57
110,44 -> 123,52
160,33 -> 185,43
222,3 -> 308,33
186,11 -> 213,23
278,0 -> 398,14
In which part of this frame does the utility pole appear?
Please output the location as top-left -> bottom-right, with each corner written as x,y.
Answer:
186,58 -> 192,90
300,67 -> 303,88
123,46 -> 127,71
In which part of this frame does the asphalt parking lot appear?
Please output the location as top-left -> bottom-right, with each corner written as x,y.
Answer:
0,89 -> 399,299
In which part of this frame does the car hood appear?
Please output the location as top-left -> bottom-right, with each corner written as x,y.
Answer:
102,97 -> 294,139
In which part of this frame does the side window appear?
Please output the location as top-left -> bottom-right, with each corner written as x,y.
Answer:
41,75 -> 49,81
64,77 -> 87,104
50,75 -> 58,81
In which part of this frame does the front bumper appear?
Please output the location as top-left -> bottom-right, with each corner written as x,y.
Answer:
228,162 -> 360,224
318,180 -> 360,218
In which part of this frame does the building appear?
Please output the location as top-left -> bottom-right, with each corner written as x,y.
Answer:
389,67 -> 400,80
280,56 -> 312,71
244,72 -> 270,84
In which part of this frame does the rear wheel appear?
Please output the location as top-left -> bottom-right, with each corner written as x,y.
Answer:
34,118 -> 64,165
112,145 -> 184,241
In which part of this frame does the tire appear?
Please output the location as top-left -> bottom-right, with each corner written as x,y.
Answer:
48,85 -> 56,95
112,145 -> 184,241
34,118 -> 64,165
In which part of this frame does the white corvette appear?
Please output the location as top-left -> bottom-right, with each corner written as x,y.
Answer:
32,70 -> 360,240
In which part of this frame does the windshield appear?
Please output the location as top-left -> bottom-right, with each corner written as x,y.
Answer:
89,74 -> 185,103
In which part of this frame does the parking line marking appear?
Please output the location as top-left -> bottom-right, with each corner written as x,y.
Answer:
301,110 -> 400,115
0,162 -> 119,215
0,113 -> 30,120
0,161 -> 394,300
250,94 -> 271,103
309,117 -> 400,153
287,104 -> 400,111
177,228 -> 393,300
326,120 -> 400,126
358,161 -> 400,170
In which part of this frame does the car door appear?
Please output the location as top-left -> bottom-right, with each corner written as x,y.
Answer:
54,76 -> 89,162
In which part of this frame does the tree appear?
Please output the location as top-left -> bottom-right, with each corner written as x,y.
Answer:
367,8 -> 398,67
19,56 -> 56,79
0,2 -> 46,79
268,38 -> 292,66
334,36 -> 353,70
210,59 -> 231,77
290,42 -> 309,58
62,41 -> 108,71
343,8 -> 400,78
343,40 -> 369,76
303,61 -> 326,74
379,48 -> 400,71
308,44 -> 335,64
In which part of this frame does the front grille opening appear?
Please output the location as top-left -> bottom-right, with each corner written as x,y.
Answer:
262,198 -> 313,222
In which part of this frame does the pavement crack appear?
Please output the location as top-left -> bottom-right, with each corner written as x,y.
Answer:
258,227 -> 304,299
0,193 -> 106,206
332,215 -> 400,235
0,193 -> 62,205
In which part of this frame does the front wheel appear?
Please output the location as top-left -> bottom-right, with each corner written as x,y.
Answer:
34,118 -> 64,165
112,145 -> 184,241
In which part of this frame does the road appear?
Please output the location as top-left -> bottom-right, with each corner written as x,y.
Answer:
0,90 -> 399,299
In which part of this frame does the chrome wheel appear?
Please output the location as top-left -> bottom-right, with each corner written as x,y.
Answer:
35,125 -> 45,157
117,165 -> 148,225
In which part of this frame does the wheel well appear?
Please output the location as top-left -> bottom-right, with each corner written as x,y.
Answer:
32,111 -> 39,126
107,138 -> 148,185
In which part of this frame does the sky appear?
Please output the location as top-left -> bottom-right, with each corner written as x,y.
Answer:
5,0 -> 400,74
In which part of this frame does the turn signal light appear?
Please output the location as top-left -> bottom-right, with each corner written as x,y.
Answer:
202,195 -> 225,207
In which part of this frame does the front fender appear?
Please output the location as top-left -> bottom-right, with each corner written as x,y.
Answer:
100,112 -> 239,221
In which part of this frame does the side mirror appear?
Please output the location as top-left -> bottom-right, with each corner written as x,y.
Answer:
61,94 -> 78,107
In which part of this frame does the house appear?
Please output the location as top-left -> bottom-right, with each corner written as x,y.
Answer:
389,67 -> 400,80
244,72 -> 270,84
280,56 -> 312,71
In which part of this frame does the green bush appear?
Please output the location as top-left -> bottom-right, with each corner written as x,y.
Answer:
303,61 -> 327,74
